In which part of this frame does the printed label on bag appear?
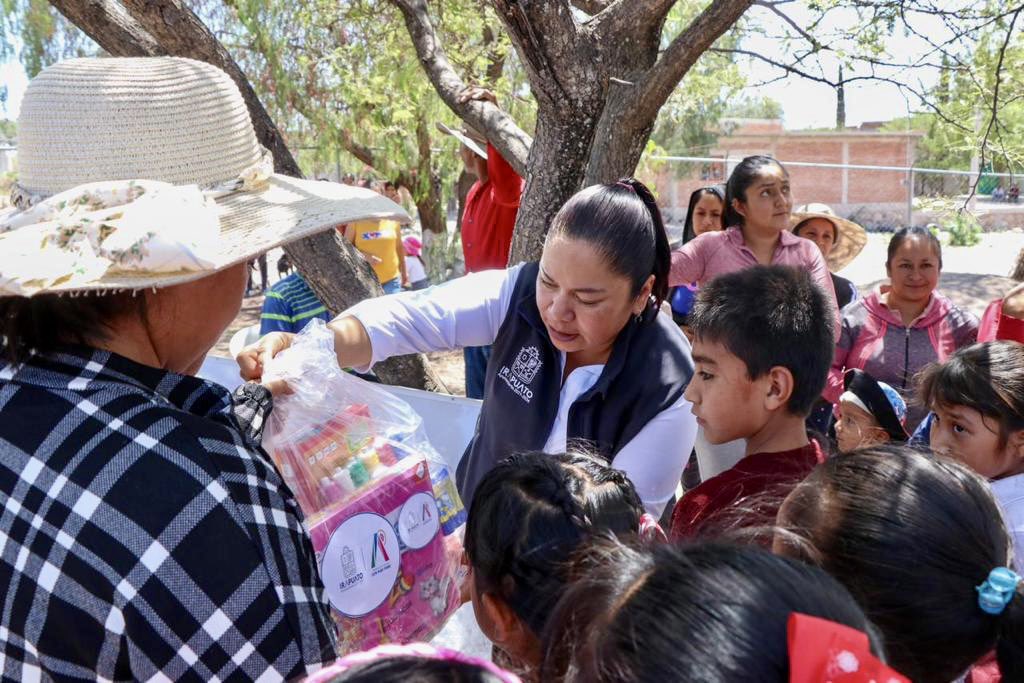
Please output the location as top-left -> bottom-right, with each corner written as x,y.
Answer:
321,512 -> 400,617
398,492 -> 440,550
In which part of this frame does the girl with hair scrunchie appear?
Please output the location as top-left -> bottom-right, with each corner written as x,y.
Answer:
775,445 -> 1024,682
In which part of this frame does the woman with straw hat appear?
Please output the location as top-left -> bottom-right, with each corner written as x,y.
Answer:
790,203 -> 868,310
0,57 -> 408,679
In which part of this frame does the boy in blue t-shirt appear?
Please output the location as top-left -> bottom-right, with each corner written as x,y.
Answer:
259,272 -> 331,335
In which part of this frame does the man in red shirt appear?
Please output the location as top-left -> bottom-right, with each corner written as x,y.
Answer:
439,88 -> 524,397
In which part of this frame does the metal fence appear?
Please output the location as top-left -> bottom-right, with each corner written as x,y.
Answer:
646,154 -> 1024,233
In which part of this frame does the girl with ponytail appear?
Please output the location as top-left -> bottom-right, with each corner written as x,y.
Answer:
775,445 -> 1024,682
241,178 -> 697,516
464,450 -> 659,679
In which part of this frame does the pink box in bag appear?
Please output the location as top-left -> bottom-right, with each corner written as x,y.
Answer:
308,458 -> 460,654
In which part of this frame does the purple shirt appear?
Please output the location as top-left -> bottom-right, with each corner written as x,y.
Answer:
670,227 -> 839,325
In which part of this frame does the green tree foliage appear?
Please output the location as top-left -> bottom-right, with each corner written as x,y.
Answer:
0,0 -> 95,77
217,0 -> 530,195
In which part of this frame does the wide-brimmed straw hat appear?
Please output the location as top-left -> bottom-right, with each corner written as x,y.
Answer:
435,121 -> 488,160
0,57 -> 410,296
790,203 -> 867,272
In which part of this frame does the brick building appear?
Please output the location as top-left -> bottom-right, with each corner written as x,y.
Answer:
655,119 -> 923,229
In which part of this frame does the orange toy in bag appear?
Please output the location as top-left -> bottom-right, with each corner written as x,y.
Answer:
261,320 -> 466,651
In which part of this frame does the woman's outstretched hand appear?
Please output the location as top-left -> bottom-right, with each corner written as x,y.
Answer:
236,332 -> 295,394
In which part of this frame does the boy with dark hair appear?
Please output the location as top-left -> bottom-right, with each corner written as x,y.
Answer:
669,265 -> 835,538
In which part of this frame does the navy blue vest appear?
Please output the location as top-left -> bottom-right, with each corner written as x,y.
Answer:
455,262 -> 695,507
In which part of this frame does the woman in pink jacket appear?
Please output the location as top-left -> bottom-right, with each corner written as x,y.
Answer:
827,227 -> 978,429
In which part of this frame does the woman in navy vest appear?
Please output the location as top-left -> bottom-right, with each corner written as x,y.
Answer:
239,179 -> 697,516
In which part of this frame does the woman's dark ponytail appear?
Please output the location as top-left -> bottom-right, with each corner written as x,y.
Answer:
619,178 -> 671,308
997,585 -> 1024,680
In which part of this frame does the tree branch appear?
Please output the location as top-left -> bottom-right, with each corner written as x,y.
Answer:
491,0 -> 595,112
753,0 -> 822,48
964,5 -> 1023,206
587,0 -> 677,39
389,0 -> 531,176
571,0 -> 612,14
712,46 -> 973,134
49,0 -> 164,57
632,0 -> 754,122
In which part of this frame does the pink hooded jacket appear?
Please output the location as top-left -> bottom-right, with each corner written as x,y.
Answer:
827,288 -> 978,429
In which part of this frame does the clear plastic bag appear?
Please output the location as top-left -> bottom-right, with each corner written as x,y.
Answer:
262,320 -> 466,654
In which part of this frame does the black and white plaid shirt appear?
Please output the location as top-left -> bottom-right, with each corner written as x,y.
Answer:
0,347 -> 337,681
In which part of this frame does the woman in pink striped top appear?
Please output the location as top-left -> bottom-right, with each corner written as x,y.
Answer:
669,156 -> 839,318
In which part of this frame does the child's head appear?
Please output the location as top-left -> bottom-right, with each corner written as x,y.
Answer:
834,368 -> 909,452
723,155 -> 791,232
464,450 -> 645,667
684,265 -> 835,444
542,540 -> 889,682
775,445 -> 1023,682
308,643 -> 521,683
920,340 -> 1024,479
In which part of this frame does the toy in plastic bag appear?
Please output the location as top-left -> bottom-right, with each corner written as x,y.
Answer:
262,320 -> 466,654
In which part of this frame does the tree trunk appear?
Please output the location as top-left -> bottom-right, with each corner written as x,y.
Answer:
414,112 -> 446,236
508,111 -> 600,262
586,83 -> 658,185
455,169 -> 475,233
52,0 -> 445,391
285,232 -> 449,391
836,65 -> 846,130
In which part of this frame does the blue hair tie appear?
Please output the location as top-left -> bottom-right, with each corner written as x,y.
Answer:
976,567 -> 1021,615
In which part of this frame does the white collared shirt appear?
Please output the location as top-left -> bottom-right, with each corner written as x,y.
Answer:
346,264 -> 698,516
991,474 -> 1024,572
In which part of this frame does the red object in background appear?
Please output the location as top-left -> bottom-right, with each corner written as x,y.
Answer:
978,298 -> 1024,343
787,613 -> 910,683
461,142 -> 523,273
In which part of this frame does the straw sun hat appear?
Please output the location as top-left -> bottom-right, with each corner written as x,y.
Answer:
790,203 -> 867,272
0,56 -> 410,296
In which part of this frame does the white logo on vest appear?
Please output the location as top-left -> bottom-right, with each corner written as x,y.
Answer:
498,346 -> 542,403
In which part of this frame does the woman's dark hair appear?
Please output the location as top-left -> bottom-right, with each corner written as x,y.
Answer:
324,656 -> 504,683
0,293 -> 146,365
776,445 -> 1022,682
541,540 -> 882,682
886,225 -> 943,268
464,450 -> 644,637
547,178 -> 671,308
723,155 -> 788,228
919,340 -> 1024,447
682,185 -> 725,244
